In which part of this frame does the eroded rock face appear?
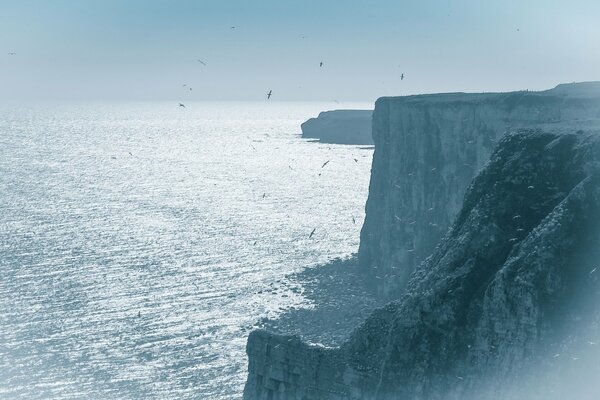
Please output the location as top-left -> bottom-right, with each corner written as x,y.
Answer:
244,128 -> 600,400
301,110 -> 373,145
359,82 -> 600,297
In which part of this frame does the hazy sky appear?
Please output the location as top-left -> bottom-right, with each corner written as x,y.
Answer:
1,0 -> 599,101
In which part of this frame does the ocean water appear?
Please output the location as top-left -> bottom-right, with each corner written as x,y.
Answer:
0,101 -> 373,399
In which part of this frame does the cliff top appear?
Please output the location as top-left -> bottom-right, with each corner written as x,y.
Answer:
377,81 -> 600,106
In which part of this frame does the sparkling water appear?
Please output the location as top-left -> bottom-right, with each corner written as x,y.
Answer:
0,101 -> 373,399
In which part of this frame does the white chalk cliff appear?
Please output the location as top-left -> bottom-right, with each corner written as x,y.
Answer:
243,82 -> 600,399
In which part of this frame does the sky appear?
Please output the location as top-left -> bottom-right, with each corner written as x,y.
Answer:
1,0 -> 599,101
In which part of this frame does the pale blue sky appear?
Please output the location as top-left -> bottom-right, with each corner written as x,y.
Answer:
1,0 -> 599,101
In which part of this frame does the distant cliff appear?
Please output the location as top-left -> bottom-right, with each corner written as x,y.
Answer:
244,127 -> 600,399
301,110 -> 373,145
359,82 -> 600,297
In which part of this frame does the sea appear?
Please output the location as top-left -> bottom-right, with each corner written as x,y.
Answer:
0,101 -> 374,399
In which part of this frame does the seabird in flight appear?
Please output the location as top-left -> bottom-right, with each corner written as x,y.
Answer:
179,103 -> 186,108
320,61 -> 323,67
401,73 -> 405,80
267,90 -> 272,100
309,228 -> 316,238
321,160 -> 330,168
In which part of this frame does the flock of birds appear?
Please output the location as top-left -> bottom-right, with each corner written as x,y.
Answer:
5,36 -> 392,240
175,58 -> 405,107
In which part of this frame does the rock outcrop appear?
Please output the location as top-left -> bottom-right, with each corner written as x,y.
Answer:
359,82 -> 600,296
301,110 -> 373,145
244,128 -> 600,399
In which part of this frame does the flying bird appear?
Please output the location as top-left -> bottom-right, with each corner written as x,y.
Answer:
7,52 -> 16,55
267,90 -> 272,100
179,103 -> 186,108
321,160 -> 330,168
230,26 -> 236,29
309,228 -> 316,238
401,73 -> 405,80
197,60 -> 207,65
320,61 -> 324,67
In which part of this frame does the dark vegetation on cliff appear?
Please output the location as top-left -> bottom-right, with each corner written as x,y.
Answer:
244,127 -> 600,399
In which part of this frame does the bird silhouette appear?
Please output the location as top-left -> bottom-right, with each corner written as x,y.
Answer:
179,103 -> 186,108
267,90 -> 272,100
7,52 -> 16,55
197,60 -> 207,65
321,160 -> 330,168
320,61 -> 324,67
309,228 -> 316,238
401,73 -> 404,80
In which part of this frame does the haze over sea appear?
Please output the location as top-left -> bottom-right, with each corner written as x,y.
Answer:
0,101 -> 373,399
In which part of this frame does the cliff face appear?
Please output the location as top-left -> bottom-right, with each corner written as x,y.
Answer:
244,128 -> 600,399
359,82 -> 600,296
301,110 -> 373,145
